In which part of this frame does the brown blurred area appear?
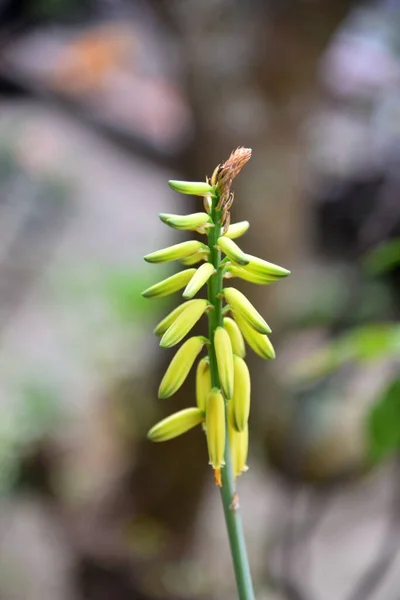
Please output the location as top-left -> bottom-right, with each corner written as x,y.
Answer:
1,1 -> 400,599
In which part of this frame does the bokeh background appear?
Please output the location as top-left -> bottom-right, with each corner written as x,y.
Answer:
1,1 -> 400,599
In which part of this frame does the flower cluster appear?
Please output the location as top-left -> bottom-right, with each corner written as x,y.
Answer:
142,148 -> 290,486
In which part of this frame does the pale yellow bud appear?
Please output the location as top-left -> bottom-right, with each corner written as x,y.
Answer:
160,299 -> 208,348
168,180 -> 215,196
228,406 -> 249,479
214,326 -> 234,399
153,300 -> 198,336
144,240 -> 206,264
232,356 -> 251,432
234,312 -> 275,360
180,250 -> 209,266
223,287 -> 271,334
224,265 -> 276,285
142,269 -> 196,299
206,389 -> 226,483
196,356 -> 211,413
148,407 -> 204,442
217,236 -> 249,266
158,336 -> 206,398
159,212 -> 211,231
224,221 -> 250,240
182,263 -> 216,299
245,254 -> 290,278
223,317 -> 246,358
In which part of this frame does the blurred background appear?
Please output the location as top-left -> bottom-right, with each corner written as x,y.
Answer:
1,0 -> 400,599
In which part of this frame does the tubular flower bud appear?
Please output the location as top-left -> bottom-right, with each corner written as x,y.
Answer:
234,312 -> 275,360
160,299 -> 208,348
168,180 -> 215,196
158,336 -> 206,398
232,356 -> 251,432
196,356 -> 211,413
180,250 -> 209,266
214,326 -> 234,399
144,240 -> 207,264
154,300 -> 198,336
142,269 -> 197,299
223,317 -> 246,358
228,407 -> 249,479
203,196 -> 212,214
223,287 -> 271,334
245,254 -> 291,279
217,236 -> 249,266
206,389 -> 226,485
148,407 -> 204,442
159,212 -> 212,231
182,263 -> 216,299
224,265 -> 277,285
224,221 -> 250,240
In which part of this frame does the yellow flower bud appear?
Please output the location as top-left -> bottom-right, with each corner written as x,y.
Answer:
214,326 -> 234,399
206,389 -> 226,485
148,407 -> 204,442
153,300 -> 198,336
142,269 -> 196,299
160,299 -> 208,348
180,250 -> 209,266
182,263 -> 215,299
234,312 -> 275,360
159,212 -> 212,231
203,196 -> 212,214
158,336 -> 206,398
144,240 -> 206,264
217,236 -> 249,266
228,406 -> 249,479
223,317 -> 246,358
224,221 -> 250,240
245,254 -> 290,278
232,356 -> 251,432
196,356 -> 211,413
224,265 -> 276,285
168,180 -> 215,196
223,287 -> 271,334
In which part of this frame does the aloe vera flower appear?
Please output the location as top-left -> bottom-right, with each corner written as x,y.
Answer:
141,147 -> 290,600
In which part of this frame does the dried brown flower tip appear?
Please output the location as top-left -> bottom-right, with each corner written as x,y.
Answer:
216,147 -> 252,211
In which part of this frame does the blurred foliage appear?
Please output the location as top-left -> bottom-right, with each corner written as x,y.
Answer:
295,323 -> 400,381
368,378 -> 400,464
50,266 -> 165,333
287,265 -> 394,329
292,238 -> 400,470
0,380 -> 62,495
364,238 -> 400,275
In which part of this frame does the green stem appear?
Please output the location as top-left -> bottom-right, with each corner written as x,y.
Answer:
207,202 -> 256,600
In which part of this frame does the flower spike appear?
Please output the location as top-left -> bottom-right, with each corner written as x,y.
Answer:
143,148 -> 290,599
